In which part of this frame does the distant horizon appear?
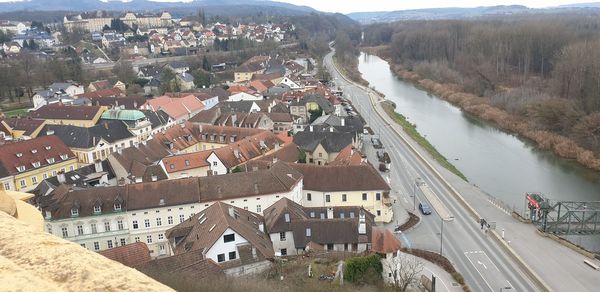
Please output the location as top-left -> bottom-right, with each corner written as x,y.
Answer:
0,0 -> 599,14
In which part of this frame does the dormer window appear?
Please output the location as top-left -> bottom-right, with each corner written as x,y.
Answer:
16,166 -> 25,172
94,206 -> 101,214
60,154 -> 69,160
114,203 -> 122,211
45,146 -> 52,150
32,161 -> 41,168
16,153 -> 22,157
46,158 -> 55,164
71,208 -> 79,217
284,213 -> 290,222
31,149 -> 38,154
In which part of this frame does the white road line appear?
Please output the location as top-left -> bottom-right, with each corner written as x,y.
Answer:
464,252 -> 494,292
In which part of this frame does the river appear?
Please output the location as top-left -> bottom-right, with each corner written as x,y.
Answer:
358,53 -> 600,208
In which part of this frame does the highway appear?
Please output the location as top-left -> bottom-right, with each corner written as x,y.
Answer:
324,50 -> 539,291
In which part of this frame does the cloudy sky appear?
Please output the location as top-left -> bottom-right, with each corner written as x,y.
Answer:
277,1 -> 596,13
0,0 -> 596,14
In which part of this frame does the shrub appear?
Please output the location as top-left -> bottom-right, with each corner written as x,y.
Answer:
344,254 -> 383,284
452,272 -> 465,285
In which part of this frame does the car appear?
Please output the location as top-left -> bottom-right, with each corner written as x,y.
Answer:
378,163 -> 388,172
419,202 -> 432,215
371,137 -> 383,149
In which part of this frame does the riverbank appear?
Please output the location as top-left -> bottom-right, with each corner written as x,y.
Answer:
381,100 -> 468,181
332,54 -> 369,87
363,46 -> 600,172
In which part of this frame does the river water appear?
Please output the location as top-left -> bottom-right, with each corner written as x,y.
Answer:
358,53 -> 600,208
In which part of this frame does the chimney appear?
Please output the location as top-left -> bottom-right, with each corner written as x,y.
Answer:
327,207 -> 333,219
228,206 -> 235,218
341,118 -> 345,127
358,210 -> 366,235
57,171 -> 66,183
94,160 -> 103,172
258,223 -> 264,232
46,129 -> 55,136
272,156 -> 278,164
151,175 -> 157,182
329,127 -> 333,132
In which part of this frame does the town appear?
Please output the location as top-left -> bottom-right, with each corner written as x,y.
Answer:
2,1 -> 600,292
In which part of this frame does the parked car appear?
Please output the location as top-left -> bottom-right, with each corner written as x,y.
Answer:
378,163 -> 388,172
371,137 -> 383,149
419,202 -> 432,215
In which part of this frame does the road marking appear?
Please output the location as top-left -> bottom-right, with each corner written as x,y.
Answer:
464,252 -> 494,292
477,260 -> 488,270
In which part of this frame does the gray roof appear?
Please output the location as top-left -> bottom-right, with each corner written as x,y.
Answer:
41,121 -> 134,149
311,115 -> 364,134
142,110 -> 171,129
220,101 -> 257,113
178,73 -> 194,83
293,131 -> 354,153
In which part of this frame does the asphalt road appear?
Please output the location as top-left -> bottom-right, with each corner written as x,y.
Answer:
324,51 -> 538,292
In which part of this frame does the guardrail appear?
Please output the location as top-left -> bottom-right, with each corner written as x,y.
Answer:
328,52 -> 552,292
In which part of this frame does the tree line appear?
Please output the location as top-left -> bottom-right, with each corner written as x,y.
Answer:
363,14 -> 600,154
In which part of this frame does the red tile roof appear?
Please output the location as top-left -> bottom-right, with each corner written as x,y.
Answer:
98,242 -> 151,267
0,117 -> 45,136
371,228 -> 402,254
0,135 -> 76,176
330,145 -> 364,166
77,88 -> 125,99
143,95 -> 205,120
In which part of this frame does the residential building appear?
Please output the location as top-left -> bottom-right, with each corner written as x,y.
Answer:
176,73 -> 195,91
41,121 -> 137,164
219,101 -> 261,113
100,108 -> 153,141
293,130 -> 357,165
0,135 -> 78,192
0,118 -> 46,139
264,198 -> 374,256
140,95 -> 204,123
136,249 -> 225,280
30,105 -> 106,128
33,160 -> 116,198
166,202 -> 274,276
290,163 -> 393,223
98,242 -> 152,267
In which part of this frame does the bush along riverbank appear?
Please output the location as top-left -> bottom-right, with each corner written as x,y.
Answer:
333,54 -> 370,87
365,47 -> 600,172
381,100 -> 468,181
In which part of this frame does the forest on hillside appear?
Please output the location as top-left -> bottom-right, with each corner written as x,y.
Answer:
363,14 -> 600,162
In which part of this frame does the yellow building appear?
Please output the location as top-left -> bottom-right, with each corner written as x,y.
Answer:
291,163 -> 393,223
30,104 -> 105,128
0,135 -> 78,192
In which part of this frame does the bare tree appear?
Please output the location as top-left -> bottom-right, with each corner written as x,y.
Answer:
385,252 -> 424,291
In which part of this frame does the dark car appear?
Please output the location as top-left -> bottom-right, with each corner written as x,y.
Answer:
371,137 -> 383,149
419,202 -> 432,215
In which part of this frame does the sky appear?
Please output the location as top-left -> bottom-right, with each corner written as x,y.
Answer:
0,0 -> 597,14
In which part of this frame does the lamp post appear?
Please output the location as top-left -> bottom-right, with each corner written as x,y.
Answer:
440,218 -> 444,256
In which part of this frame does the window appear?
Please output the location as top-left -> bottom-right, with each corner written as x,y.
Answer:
320,213 -> 325,219
17,166 -> 26,173
362,193 -> 368,201
310,212 -> 315,218
325,194 -> 330,203
340,213 -> 345,218
281,248 -> 287,256
77,225 -> 84,235
71,208 -> 79,216
60,154 -> 69,160
212,161 -> 217,166
223,234 -> 235,243
342,194 -> 347,202
146,235 -> 153,244
168,216 -> 173,224
135,237 -> 140,243
61,227 -> 68,238
229,251 -> 237,260
114,203 -> 121,211
69,165 -> 75,171
80,243 -> 86,249
158,233 -> 164,240
93,242 -> 100,251
132,220 -> 138,229
94,206 -> 101,213
117,220 -> 124,230
91,223 -> 97,234
104,222 -> 111,232
185,160 -> 190,166
377,210 -> 381,216
120,238 -> 126,246
144,219 -> 150,228
107,240 -> 113,249
156,217 -> 162,226
256,205 -> 261,213
31,176 -> 38,184
3,182 -> 10,190
350,212 -> 355,218
179,214 -> 185,223
307,193 -> 312,201
52,170 -> 57,176
217,253 -> 225,262
280,232 -> 286,241
20,180 -> 26,187
46,225 -> 52,234
284,213 -> 290,222
46,158 -> 55,164
43,173 -> 48,179
376,193 -> 381,201
306,228 -> 311,237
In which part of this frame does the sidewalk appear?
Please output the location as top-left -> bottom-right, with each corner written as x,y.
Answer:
439,165 -> 600,291
402,252 -> 463,292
